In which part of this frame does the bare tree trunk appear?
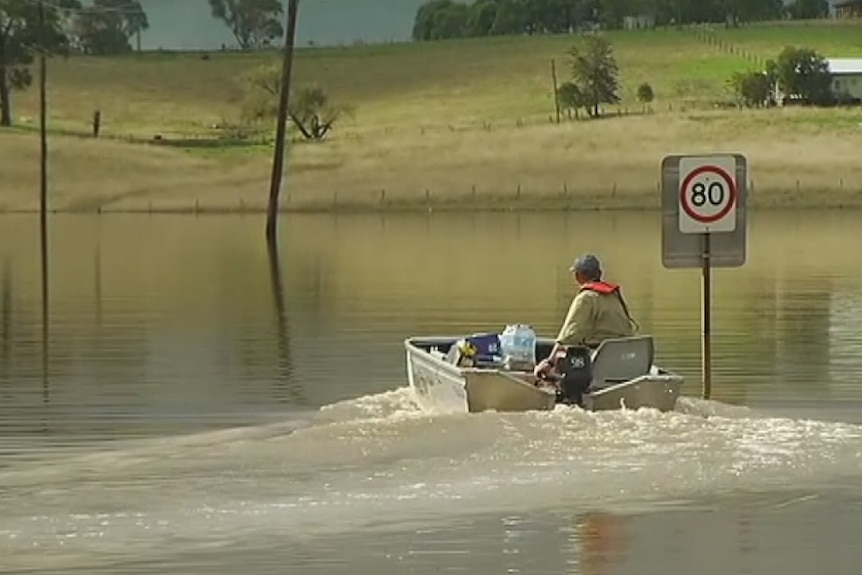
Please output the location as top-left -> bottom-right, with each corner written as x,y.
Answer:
264,0 -> 300,246
0,66 -> 11,126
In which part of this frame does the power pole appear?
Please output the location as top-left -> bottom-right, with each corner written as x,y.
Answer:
550,58 -> 560,124
265,0 -> 300,245
37,0 -> 50,400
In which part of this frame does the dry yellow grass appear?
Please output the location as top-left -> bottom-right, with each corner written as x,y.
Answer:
4,108 -> 862,213
3,25 -> 862,212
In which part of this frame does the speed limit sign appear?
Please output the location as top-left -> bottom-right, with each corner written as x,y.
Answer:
678,155 -> 738,234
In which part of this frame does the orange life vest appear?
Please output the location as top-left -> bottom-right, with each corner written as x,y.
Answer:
579,281 -> 620,295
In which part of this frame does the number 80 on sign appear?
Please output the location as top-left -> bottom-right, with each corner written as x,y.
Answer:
678,155 -> 738,234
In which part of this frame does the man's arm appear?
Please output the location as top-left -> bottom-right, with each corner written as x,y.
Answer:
540,293 -> 595,365
555,292 -> 595,347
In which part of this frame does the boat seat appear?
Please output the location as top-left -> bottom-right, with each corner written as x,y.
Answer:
589,335 -> 655,390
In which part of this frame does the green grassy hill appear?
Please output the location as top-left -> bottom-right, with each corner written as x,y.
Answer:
3,22 -> 862,212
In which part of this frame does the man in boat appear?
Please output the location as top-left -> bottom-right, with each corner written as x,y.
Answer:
533,253 -> 638,379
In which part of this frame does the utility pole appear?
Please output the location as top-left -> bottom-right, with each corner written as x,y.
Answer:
265,0 -> 300,245
37,0 -> 50,400
550,58 -> 560,124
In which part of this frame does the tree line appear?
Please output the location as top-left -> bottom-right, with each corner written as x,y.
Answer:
729,46 -> 839,107
0,0 -> 289,126
412,0 -> 831,40
556,32 -> 842,118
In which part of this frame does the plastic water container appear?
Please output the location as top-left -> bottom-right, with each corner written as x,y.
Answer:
499,324 -> 537,370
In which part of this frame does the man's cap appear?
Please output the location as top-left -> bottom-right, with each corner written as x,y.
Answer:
569,253 -> 602,275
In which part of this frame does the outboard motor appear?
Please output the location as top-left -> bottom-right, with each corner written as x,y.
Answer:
554,346 -> 593,406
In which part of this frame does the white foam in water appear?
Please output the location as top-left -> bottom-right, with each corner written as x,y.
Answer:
2,387 -> 862,570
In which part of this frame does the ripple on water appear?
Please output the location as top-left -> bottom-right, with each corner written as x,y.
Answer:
1,387 -> 862,571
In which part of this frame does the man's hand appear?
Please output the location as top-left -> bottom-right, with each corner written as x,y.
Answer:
533,358 -> 552,378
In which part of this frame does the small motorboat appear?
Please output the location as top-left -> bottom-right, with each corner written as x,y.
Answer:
404,333 -> 684,414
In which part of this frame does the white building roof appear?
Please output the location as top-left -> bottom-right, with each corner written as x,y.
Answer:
827,58 -> 862,75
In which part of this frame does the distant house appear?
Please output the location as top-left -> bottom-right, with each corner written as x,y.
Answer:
826,58 -> 862,102
776,58 -> 862,105
622,14 -> 655,30
832,0 -> 862,18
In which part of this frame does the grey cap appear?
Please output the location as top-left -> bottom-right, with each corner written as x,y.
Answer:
569,253 -> 602,276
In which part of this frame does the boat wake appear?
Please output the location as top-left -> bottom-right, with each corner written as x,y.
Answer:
2,386 -> 861,569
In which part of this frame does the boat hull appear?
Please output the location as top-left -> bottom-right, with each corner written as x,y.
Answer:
584,373 -> 682,412
405,336 -> 684,414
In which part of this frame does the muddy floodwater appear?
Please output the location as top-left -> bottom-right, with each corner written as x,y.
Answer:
1,211 -> 861,574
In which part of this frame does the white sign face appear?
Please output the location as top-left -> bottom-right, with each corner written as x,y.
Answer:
678,155 -> 738,234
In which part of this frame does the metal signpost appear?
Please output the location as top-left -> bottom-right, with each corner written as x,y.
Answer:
661,154 -> 748,400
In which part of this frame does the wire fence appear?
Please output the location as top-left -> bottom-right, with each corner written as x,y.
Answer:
3,175 -> 860,216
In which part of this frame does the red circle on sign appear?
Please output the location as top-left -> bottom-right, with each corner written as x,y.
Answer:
679,165 -> 737,224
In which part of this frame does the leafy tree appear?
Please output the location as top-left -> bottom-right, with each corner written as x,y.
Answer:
411,0 -> 793,39
728,70 -> 772,107
0,0 -> 81,126
490,0 -> 529,35
465,0 -> 497,36
730,60 -> 778,108
775,45 -> 833,106
567,33 -> 620,118
557,80 -> 586,118
786,0 -> 829,19
209,0 -> 283,50
72,0 -> 148,55
636,81 -> 654,111
412,0 -> 456,40
430,1 -> 469,39
240,64 -> 351,141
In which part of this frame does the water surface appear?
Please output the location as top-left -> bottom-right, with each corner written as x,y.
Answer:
1,211 -> 861,573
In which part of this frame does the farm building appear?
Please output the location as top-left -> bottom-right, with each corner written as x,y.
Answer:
774,58 -> 862,104
622,14 -> 655,29
826,58 -> 862,102
832,0 -> 862,18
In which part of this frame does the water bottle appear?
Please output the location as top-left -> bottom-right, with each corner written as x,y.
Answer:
499,324 -> 537,370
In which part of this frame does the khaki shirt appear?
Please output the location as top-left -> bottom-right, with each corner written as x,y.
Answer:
556,289 -> 635,348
